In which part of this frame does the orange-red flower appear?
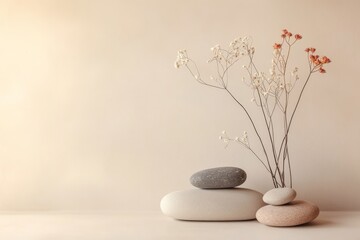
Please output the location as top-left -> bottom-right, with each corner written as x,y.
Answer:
310,55 -> 323,65
319,68 -> 326,73
281,34 -> 286,38
310,55 -> 316,62
273,43 -> 282,49
282,29 -> 288,34
305,47 -> 316,53
287,32 -> 293,37
321,56 -> 331,64
295,34 -> 302,40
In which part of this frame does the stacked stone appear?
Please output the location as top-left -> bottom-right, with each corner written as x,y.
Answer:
160,167 -> 265,221
256,188 -> 320,227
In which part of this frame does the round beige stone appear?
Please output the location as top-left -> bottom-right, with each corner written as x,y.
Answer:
256,200 -> 319,227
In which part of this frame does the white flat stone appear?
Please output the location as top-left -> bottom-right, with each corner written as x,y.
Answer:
263,187 -> 296,205
160,188 -> 265,221
256,200 -> 320,227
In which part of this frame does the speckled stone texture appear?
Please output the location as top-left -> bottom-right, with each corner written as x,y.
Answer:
190,167 -> 247,189
160,188 -> 265,221
263,188 -> 296,206
256,200 -> 320,227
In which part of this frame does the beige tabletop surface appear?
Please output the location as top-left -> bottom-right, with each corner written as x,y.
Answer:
0,211 -> 359,240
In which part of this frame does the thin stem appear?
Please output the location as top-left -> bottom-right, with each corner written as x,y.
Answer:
224,88 -> 276,184
287,71 -> 314,133
246,145 -> 271,173
248,48 -> 283,187
281,42 -> 292,187
287,146 -> 293,187
256,88 -> 284,186
276,71 -> 313,168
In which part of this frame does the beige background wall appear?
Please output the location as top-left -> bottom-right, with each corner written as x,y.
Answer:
0,0 -> 359,211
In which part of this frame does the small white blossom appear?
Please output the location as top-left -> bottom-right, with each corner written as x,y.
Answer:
211,44 -> 220,52
241,36 -> 251,45
208,44 -> 223,62
291,67 -> 299,76
241,131 -> 249,146
250,47 -> 255,54
174,49 -> 189,68
252,75 -> 263,88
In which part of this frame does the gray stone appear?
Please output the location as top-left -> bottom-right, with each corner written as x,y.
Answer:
256,200 -> 320,227
190,167 -> 247,189
160,188 -> 265,221
263,187 -> 297,206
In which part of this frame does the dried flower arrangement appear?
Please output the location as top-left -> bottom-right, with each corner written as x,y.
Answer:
175,29 -> 331,188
